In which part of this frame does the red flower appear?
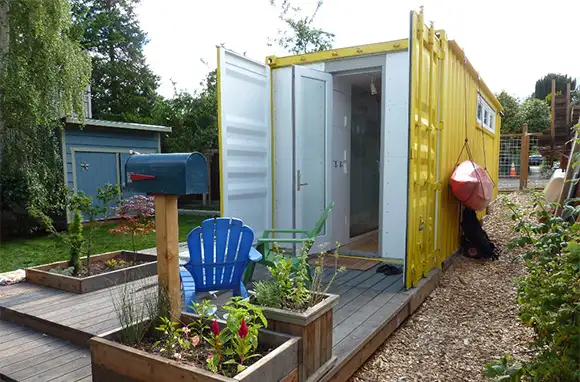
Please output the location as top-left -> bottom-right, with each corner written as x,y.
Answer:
211,320 -> 221,336
238,318 -> 248,339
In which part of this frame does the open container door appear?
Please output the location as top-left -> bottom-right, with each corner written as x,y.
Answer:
217,48 -> 272,238
293,65 -> 333,251
406,10 -> 442,288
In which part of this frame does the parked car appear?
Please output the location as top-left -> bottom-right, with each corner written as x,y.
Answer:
529,154 -> 543,166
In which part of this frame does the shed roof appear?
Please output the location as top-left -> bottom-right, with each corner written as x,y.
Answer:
65,117 -> 172,133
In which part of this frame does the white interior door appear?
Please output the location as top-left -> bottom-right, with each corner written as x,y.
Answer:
218,48 -> 272,239
293,65 -> 333,251
331,77 -> 351,248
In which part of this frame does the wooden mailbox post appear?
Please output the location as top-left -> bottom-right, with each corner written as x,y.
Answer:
125,153 -> 208,321
154,195 -> 181,320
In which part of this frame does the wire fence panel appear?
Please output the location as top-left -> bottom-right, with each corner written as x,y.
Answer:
498,136 -> 522,190
498,133 -> 557,191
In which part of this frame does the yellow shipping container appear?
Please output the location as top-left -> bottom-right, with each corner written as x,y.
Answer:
217,9 -> 501,289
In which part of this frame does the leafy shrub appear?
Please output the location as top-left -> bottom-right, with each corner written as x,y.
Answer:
253,242 -> 343,311
485,195 -> 580,381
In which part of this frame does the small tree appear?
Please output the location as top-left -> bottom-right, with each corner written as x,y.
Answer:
109,195 -> 155,253
30,201 -> 85,275
74,184 -> 121,272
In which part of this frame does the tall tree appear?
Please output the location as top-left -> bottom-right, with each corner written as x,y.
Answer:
533,73 -> 577,101
517,98 -> 551,133
0,0 -> 91,237
154,69 -> 218,153
71,0 -> 159,123
269,0 -> 334,54
497,91 -> 523,134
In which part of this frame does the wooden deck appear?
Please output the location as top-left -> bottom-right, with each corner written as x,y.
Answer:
0,321 -> 90,381
0,262 -> 442,382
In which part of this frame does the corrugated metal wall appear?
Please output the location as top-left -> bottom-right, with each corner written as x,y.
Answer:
407,10 -> 501,288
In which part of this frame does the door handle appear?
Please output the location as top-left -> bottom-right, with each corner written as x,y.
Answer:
297,170 -> 308,191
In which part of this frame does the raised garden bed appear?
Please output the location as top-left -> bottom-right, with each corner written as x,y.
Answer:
25,250 -> 157,294
256,293 -> 339,382
90,313 -> 300,382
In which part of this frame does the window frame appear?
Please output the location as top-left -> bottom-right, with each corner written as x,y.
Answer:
476,93 -> 495,135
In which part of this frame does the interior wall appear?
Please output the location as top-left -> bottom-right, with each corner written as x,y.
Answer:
350,80 -> 381,238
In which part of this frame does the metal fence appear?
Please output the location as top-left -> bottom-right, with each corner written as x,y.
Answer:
499,128 -> 556,191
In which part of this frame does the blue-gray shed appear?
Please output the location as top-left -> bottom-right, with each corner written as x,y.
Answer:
61,117 -> 172,214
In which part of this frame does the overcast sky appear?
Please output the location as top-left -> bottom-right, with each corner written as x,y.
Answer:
137,0 -> 580,100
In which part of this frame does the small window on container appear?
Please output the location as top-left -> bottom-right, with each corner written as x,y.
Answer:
477,99 -> 483,122
489,112 -> 495,131
483,108 -> 489,127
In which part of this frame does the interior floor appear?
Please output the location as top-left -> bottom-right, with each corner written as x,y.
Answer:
339,231 -> 379,254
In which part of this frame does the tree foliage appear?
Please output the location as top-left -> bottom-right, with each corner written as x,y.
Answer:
268,0 -> 334,54
154,69 -> 218,153
497,92 -> 550,134
518,98 -> 551,133
0,0 -> 91,236
497,91 -> 522,134
533,73 -> 577,101
71,0 -> 159,123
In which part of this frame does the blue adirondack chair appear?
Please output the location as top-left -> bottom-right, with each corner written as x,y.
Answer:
180,218 -> 262,313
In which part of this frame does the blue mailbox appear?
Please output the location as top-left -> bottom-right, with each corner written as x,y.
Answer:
125,153 -> 208,195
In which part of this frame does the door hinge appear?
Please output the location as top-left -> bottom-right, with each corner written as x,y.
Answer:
436,121 -> 444,130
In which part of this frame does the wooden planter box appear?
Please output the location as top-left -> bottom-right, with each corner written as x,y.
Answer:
26,251 -> 157,294
258,293 -> 339,382
90,313 -> 300,382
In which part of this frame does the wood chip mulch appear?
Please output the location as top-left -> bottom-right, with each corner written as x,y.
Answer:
351,192 -> 536,382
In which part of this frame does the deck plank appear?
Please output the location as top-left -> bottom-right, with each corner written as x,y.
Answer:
45,365 -> 92,382
18,350 -> 90,382
332,278 -> 404,346
0,343 -> 79,375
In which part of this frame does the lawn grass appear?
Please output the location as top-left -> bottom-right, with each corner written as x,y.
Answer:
0,215 -> 206,273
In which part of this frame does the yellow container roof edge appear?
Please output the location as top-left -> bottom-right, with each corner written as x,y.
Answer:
265,39 -> 408,68
447,39 -> 503,112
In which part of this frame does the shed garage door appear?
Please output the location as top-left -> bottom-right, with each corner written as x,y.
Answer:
75,151 -> 118,202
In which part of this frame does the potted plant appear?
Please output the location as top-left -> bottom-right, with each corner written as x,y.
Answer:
26,186 -> 157,294
251,243 -> 343,382
91,290 -> 300,382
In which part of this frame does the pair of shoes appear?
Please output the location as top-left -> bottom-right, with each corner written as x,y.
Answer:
376,264 -> 402,275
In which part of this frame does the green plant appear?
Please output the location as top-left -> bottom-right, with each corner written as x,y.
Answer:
29,184 -> 120,275
253,243 -> 344,312
104,259 -> 126,270
31,203 -> 85,274
49,267 -> 75,276
486,188 -> 580,381
484,354 -> 525,381
188,300 -> 217,337
205,319 -> 230,374
224,318 -> 261,373
111,280 -> 171,346
75,184 -> 121,272
207,298 -> 266,375
153,316 -> 199,358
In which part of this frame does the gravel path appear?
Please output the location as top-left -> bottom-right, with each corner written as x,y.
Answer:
351,193 -> 535,382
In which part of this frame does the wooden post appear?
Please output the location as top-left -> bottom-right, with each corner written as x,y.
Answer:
566,82 -> 571,126
551,79 -> 556,140
154,195 -> 180,321
556,132 -> 580,216
520,125 -> 529,190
